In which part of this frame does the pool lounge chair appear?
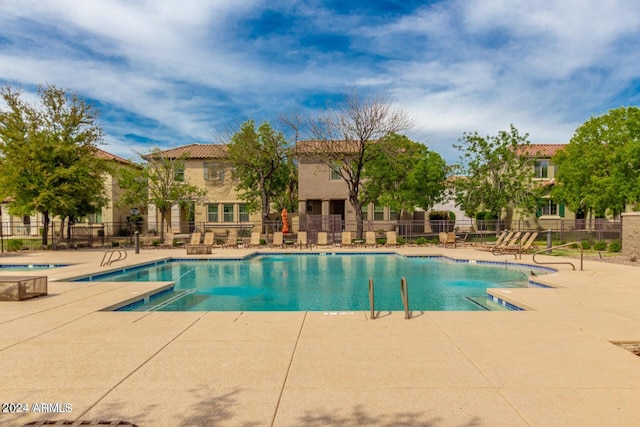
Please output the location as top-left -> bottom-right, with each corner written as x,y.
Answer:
493,231 -> 529,255
385,231 -> 398,247
365,231 -> 377,248
455,233 -> 468,247
297,231 -> 310,249
271,232 -> 284,248
248,232 -> 261,247
341,231 -> 353,247
474,231 -> 512,251
186,232 -> 212,254
224,230 -> 239,248
495,232 -> 540,256
316,232 -> 329,248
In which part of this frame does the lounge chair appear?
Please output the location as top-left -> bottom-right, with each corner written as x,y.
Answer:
248,232 -> 261,247
203,231 -> 215,246
365,231 -> 377,248
224,230 -> 239,248
496,232 -> 539,256
341,231 -> 353,247
474,231 -> 512,251
493,232 -> 529,254
186,231 -> 212,254
297,231 -> 309,249
438,232 -> 448,246
317,232 -> 329,248
385,231 -> 398,247
455,233 -> 468,247
271,231 -> 284,248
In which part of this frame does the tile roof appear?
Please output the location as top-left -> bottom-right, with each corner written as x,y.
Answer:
94,148 -> 139,167
296,140 -> 366,154
518,144 -> 567,157
152,144 -> 229,159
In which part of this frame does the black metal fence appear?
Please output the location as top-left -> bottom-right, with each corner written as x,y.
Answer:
0,217 -> 622,252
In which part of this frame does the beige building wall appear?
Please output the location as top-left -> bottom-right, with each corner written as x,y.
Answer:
621,212 -> 640,257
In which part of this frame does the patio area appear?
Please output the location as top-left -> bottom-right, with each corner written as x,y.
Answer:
0,246 -> 639,426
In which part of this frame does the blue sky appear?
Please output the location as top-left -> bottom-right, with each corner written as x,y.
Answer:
1,0 -> 640,163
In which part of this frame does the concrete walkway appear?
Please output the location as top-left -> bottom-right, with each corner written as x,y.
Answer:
0,246 -> 639,426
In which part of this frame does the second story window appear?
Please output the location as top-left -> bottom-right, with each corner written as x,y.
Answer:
534,160 -> 549,178
330,165 -> 342,181
174,165 -> 185,181
374,204 -> 384,221
203,162 -> 225,182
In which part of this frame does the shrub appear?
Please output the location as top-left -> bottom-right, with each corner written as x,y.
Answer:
428,211 -> 449,221
569,242 -> 579,249
260,239 -> 267,245
580,241 -> 591,250
593,240 -> 607,251
415,237 -> 427,245
111,241 -> 120,247
397,237 -> 406,245
376,238 -> 386,245
608,240 -> 621,252
7,239 -> 23,251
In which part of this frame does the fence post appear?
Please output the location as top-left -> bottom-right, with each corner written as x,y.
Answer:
134,231 -> 140,254
546,229 -> 552,255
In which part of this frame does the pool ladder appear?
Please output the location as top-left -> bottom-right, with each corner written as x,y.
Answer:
368,277 -> 411,320
101,249 -> 128,267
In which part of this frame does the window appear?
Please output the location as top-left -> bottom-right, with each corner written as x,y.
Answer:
207,204 -> 218,222
539,200 -> 557,216
362,204 -> 369,221
330,165 -> 341,181
223,204 -> 234,222
373,205 -> 384,221
239,204 -> 249,222
389,210 -> 399,221
174,165 -> 185,181
203,162 -> 225,181
534,160 -> 549,178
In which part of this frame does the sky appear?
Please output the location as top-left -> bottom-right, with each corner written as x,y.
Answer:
1,0 -> 640,164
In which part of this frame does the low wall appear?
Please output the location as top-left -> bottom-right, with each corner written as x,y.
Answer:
621,212 -> 640,258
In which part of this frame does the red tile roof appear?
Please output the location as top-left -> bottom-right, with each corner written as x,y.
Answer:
518,144 -> 567,157
94,148 -> 139,167
152,144 -> 229,159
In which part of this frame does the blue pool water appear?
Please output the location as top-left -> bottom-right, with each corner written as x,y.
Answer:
0,264 -> 66,270
79,254 -> 549,312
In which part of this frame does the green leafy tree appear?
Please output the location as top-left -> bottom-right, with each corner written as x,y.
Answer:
227,120 -> 295,232
301,92 -> 412,238
0,84 -> 108,245
453,125 -> 541,225
117,148 -> 206,241
362,133 -> 447,212
552,107 -> 640,219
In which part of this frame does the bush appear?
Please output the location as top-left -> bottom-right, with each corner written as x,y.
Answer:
111,241 -> 120,247
397,237 -> 406,245
7,239 -> 23,251
428,211 -> 450,220
608,240 -> 621,252
260,239 -> 267,245
593,240 -> 607,251
569,242 -> 579,249
376,238 -> 386,245
415,237 -> 427,245
580,241 -> 591,250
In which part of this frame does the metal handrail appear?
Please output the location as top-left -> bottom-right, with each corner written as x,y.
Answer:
368,277 -> 375,320
101,249 -> 128,267
400,277 -> 410,319
532,242 -> 583,271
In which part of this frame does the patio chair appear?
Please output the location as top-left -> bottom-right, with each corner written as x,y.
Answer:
365,231 -> 377,248
385,231 -> 398,247
493,232 -> 529,254
248,231 -> 261,247
271,231 -> 284,248
445,232 -> 457,248
455,233 -> 468,247
438,232 -> 448,246
474,231 -> 512,251
496,232 -> 539,255
188,232 -> 202,245
297,231 -> 310,249
186,231 -> 214,255
203,231 -> 215,246
224,230 -> 239,248
341,231 -> 353,247
317,232 -> 329,248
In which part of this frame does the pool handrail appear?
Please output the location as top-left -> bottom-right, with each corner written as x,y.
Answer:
531,242 -> 583,271
101,249 -> 128,267
400,277 -> 410,319
368,277 -> 375,320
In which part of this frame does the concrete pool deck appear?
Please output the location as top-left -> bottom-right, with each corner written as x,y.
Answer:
0,246 -> 639,426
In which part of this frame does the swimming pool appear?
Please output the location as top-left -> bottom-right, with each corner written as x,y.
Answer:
0,264 -> 67,271
79,254 -> 550,312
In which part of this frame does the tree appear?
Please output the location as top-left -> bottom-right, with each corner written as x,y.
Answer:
453,125 -> 541,224
552,107 -> 640,219
227,120 -> 295,232
117,148 -> 206,241
301,92 -> 412,238
362,133 -> 447,212
0,84 -> 108,245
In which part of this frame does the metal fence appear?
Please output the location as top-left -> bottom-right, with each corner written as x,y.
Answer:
0,217 -> 622,252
